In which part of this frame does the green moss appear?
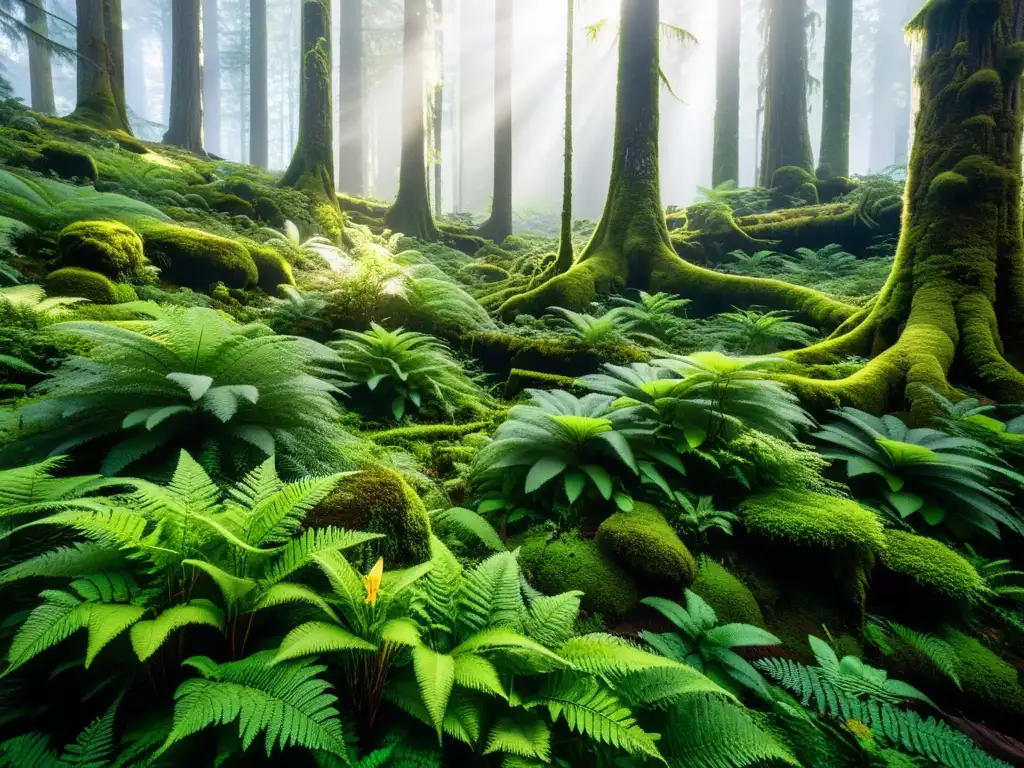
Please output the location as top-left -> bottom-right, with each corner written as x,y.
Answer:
958,68 -> 1003,112
832,632 -> 863,659
368,421 -> 493,446
876,529 -> 987,603
57,220 -> 147,282
927,171 -> 970,204
34,142 -> 97,182
944,631 -> 1024,719
242,240 -> 295,293
459,263 -> 509,283
518,530 -> 639,619
193,185 -> 255,217
595,503 -> 697,589
501,234 -> 529,251
305,467 -> 431,566
691,558 -> 765,628
504,369 -> 583,398
44,267 -> 130,304
139,223 -> 258,291
740,490 -> 885,553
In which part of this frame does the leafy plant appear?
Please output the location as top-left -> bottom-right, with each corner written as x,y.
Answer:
721,248 -> 788,276
329,323 -> 490,420
813,408 -> 1024,538
1,304 -> 348,478
963,545 -> 1024,603
641,591 -> 781,700
705,308 -> 818,355
672,494 -> 739,543
544,307 -> 660,349
862,616 -> 962,688
781,244 -> 859,285
609,292 -> 693,341
260,285 -> 331,338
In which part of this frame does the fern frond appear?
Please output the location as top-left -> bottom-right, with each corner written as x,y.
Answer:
412,645 -> 456,738
886,622 -> 961,688
252,583 -> 339,623
559,634 -> 719,690
264,527 -> 382,585
524,591 -> 582,650
431,507 -> 504,551
0,733 -> 58,767
60,696 -> 120,767
83,603 -> 147,668
457,552 -> 525,636
483,713 -> 551,762
130,600 -> 225,662
0,542 -> 125,586
6,591 -> 88,674
453,653 -> 506,698
273,622 -> 376,664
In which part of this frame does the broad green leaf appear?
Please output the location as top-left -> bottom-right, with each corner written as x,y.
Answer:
525,458 -> 568,493
412,645 -> 456,737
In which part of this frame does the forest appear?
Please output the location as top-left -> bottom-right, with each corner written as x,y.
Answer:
0,0 -> 1022,765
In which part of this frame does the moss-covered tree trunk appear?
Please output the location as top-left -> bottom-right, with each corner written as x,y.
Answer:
712,0 -> 740,187
282,0 -> 337,202
70,0 -> 132,132
385,0 -> 439,241
26,0 -> 56,115
555,0 -> 575,273
337,0 -> 364,195
818,0 -> 852,177
758,0 -> 814,186
162,0 -> 204,154
785,0 -> 1024,417
479,0 -> 514,243
204,0 -> 222,156
500,0 -> 851,325
250,0 -> 269,168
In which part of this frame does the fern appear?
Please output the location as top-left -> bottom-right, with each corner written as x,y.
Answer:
412,645 -> 456,737
523,590 -> 582,650
129,600 -> 225,662
273,622 -> 376,664
864,617 -> 962,688
456,552 -> 525,635
430,507 -> 504,551
483,713 -> 551,762
59,697 -> 120,767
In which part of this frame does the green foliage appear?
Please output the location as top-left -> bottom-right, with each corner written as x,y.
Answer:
608,291 -> 694,342
942,631 -> 1024,719
260,285 -> 332,338
1,305 -> 348,478
672,495 -> 739,543
781,243 -> 858,284
690,558 -> 765,628
963,544 -> 1024,603
877,529 -> 988,604
329,323 -> 489,420
720,248 -> 788,276
595,503 -> 697,587
641,591 -> 780,700
543,306 -> 660,349
863,616 -> 961,688
813,407 -> 1024,538
56,220 -> 151,284
705,308 -> 818,355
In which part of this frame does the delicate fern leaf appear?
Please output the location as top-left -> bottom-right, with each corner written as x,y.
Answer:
182,560 -> 257,612
60,696 -> 120,767
85,603 -> 146,668
264,528 -> 382,586
6,591 -> 88,674
384,680 -> 477,746
240,472 -> 347,547
19,507 -> 149,549
457,552 -> 525,635
312,551 -> 367,625
130,600 -> 225,662
379,618 -> 422,648
432,507 -> 504,551
524,591 -> 582,650
412,645 -> 456,737
887,622 -> 961,688
379,561 -> 433,609
452,628 -> 568,670
273,622 -> 376,664
535,674 -> 663,763
252,583 -> 339,623
415,536 -> 462,633
483,713 -> 551,763
156,651 -> 349,761
0,543 -> 125,586
560,634 -> 719,689
453,654 -> 506,698
0,733 -> 58,767
664,694 -> 800,768
618,665 -> 735,711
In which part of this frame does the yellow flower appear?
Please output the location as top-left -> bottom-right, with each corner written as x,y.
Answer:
363,557 -> 384,607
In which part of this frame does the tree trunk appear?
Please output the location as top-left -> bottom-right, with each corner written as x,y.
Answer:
786,0 -> 1024,418
499,0 -> 850,326
162,0 -> 204,153
555,0 -> 575,272
478,0 -> 513,242
758,0 -> 814,186
337,0 -> 364,194
818,0 -> 852,177
432,0 -> 443,215
70,0 -> 132,132
26,0 -> 56,115
711,0 -> 740,186
203,0 -> 221,156
104,0 -> 128,128
385,0 -> 439,240
250,0 -> 268,167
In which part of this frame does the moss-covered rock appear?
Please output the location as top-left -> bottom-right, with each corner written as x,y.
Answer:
944,631 -> 1024,720
33,142 -> 98,183
518,531 -> 639,619
305,468 -> 431,566
242,241 -> 295,293
595,503 -> 697,590
691,558 -> 765,627
771,165 -> 819,207
45,267 -> 136,304
139,223 -> 258,290
57,220 -> 147,282
876,529 -> 987,604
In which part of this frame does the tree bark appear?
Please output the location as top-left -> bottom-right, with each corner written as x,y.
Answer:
162,0 -> 204,154
385,0 -> 439,240
26,0 -> 56,115
758,0 -> 814,186
282,0 -> 337,202
500,0 -> 850,326
785,0 -> 1024,418
70,0 -> 132,132
711,0 -> 740,186
818,0 -> 853,177
203,0 -> 221,156
478,0 -> 513,242
337,0 -> 364,194
555,0 -> 575,272
250,0 -> 268,167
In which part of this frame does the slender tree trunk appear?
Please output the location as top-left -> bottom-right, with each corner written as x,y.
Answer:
337,0 -> 364,194
70,0 -> 132,132
432,0 -> 443,214
104,0 -> 128,127
203,0 -> 221,155
282,0 -> 337,202
711,0 -> 740,186
162,0 -> 204,154
479,0 -> 513,242
555,0 -> 575,272
250,0 -> 268,167
26,0 -> 56,114
818,0 -> 852,177
385,0 -> 439,240
758,0 -> 814,186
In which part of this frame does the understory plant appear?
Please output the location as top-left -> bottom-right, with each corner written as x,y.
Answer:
813,408 -> 1024,538
705,308 -> 818,355
0,304 -> 347,479
609,291 -> 694,342
543,306 -> 660,349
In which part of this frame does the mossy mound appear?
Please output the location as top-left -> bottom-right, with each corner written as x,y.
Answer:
34,142 -> 98,183
945,631 -> 1024,721
518,531 -> 639,619
242,240 -> 295,293
595,503 -> 697,590
139,223 -> 258,291
876,529 -> 987,604
739,490 -> 885,553
57,220 -> 147,282
305,468 -> 431,566
45,267 -> 137,304
771,165 -> 819,207
690,558 -> 765,628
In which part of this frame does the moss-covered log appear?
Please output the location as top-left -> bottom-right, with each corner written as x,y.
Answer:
818,0 -> 853,178
498,0 -> 854,328
780,0 -> 1024,418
